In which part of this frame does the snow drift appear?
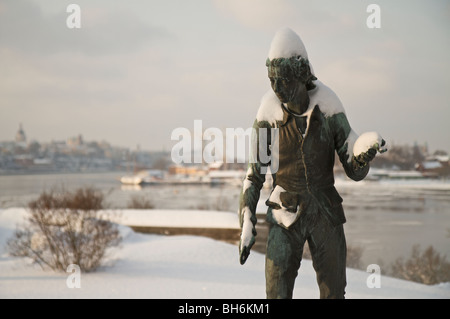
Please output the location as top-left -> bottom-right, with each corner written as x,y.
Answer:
0,208 -> 449,299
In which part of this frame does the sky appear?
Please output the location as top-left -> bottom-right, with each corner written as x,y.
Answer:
0,0 -> 449,154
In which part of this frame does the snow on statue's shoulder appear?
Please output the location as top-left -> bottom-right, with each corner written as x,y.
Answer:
255,81 -> 345,125
256,89 -> 284,125
308,81 -> 345,117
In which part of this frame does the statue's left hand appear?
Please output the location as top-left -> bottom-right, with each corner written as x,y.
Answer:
354,139 -> 387,167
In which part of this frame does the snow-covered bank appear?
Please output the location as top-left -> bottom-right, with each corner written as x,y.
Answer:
0,208 -> 449,299
108,209 -> 240,229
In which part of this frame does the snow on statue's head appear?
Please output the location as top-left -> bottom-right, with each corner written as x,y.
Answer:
266,27 -> 317,90
268,27 -> 308,61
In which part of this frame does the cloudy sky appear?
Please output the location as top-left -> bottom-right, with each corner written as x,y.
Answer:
1,0 -> 449,154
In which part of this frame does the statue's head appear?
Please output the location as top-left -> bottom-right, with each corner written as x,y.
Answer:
266,56 -> 316,103
266,28 -> 317,103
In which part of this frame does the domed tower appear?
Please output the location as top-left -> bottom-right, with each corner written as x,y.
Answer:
15,123 -> 27,145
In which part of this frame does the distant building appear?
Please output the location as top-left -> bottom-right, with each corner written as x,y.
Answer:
168,164 -> 207,176
15,123 -> 27,147
416,155 -> 450,177
67,134 -> 84,147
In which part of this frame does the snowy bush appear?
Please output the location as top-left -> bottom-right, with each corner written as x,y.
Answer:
6,187 -> 121,272
389,245 -> 450,285
127,194 -> 155,209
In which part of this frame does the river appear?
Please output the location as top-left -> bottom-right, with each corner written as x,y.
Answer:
1,171 -> 449,270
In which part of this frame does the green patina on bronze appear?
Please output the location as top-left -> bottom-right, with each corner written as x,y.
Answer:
266,56 -> 317,90
238,35 -> 382,299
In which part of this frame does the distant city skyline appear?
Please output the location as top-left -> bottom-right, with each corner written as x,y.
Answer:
3,122 -> 441,158
1,0 -> 449,153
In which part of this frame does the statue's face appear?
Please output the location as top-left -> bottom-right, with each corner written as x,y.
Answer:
268,66 -> 300,103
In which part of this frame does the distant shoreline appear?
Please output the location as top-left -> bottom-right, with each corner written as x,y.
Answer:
0,169 -> 127,177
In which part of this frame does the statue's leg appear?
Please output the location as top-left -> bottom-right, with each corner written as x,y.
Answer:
308,218 -> 347,299
265,222 -> 305,299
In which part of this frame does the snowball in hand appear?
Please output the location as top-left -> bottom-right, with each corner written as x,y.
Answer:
353,132 -> 387,157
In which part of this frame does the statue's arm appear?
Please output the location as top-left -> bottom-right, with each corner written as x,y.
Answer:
331,113 -> 370,181
238,120 -> 268,265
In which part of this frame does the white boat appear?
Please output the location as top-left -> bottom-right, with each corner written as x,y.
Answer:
120,175 -> 144,185
208,169 -> 246,186
120,170 -> 165,185
368,168 -> 428,180
120,170 -> 224,186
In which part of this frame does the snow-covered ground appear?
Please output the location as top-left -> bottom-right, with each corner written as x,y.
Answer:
0,208 -> 449,299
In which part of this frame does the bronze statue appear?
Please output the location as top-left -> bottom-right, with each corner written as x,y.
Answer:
238,28 -> 386,299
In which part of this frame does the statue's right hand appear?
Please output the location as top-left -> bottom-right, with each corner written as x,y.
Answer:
239,235 -> 255,265
239,221 -> 256,265
239,207 -> 257,265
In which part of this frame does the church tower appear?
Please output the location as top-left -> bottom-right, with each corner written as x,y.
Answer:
15,123 -> 27,146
